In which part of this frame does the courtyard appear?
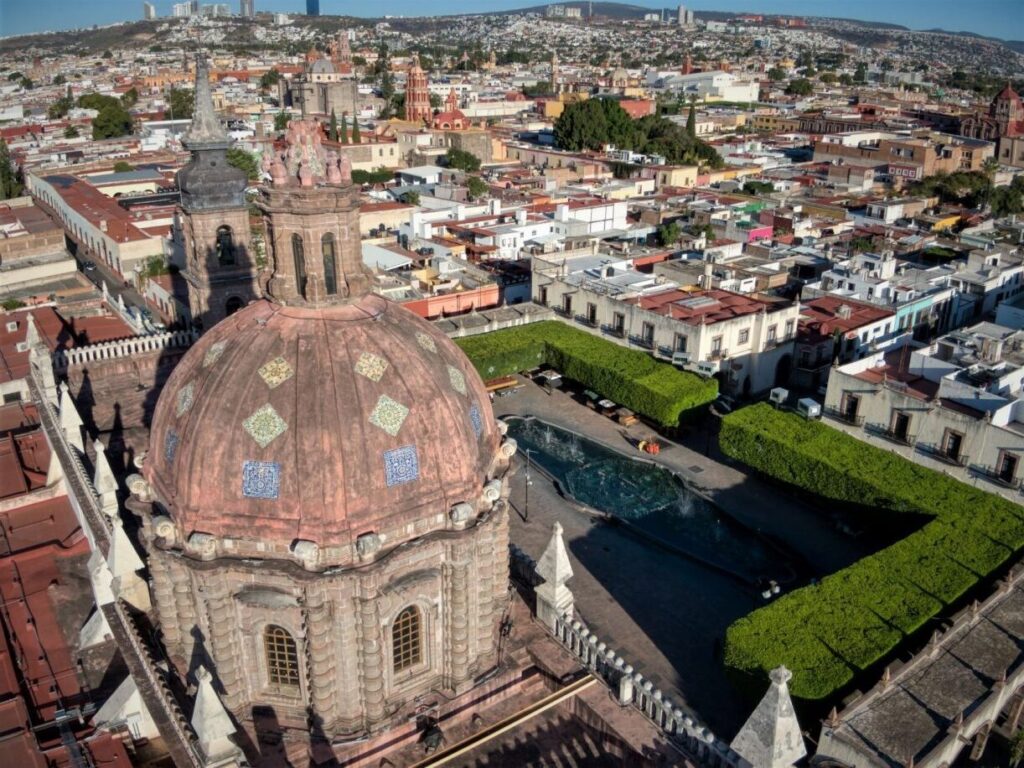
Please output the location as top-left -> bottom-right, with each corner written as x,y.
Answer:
496,375 -> 895,735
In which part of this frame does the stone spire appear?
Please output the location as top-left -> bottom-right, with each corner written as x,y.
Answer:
25,312 -> 57,405
730,666 -> 807,768
182,54 -> 228,148
535,521 -> 574,631
191,665 -> 245,766
93,438 -> 119,517
59,382 -> 84,453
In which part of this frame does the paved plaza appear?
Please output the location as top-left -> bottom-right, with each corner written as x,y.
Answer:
497,377 -> 888,735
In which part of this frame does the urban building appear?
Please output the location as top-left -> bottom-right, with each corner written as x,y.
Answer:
239,0 -> 254,17
143,2 -> 156,20
533,253 -> 799,395
812,129 -> 995,180
282,41 -> 377,118
824,322 -> 1024,497
306,0 -> 319,15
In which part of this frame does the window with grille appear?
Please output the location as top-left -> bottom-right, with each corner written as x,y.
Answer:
264,625 -> 299,688
392,606 -> 422,672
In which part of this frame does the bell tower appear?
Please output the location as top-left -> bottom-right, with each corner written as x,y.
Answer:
177,55 -> 260,331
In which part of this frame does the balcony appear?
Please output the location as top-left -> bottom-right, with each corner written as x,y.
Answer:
823,405 -> 864,426
601,324 -> 625,338
917,443 -> 969,468
865,422 -> 916,447
628,334 -> 654,349
552,305 -> 572,318
969,465 -> 1022,491
574,314 -> 597,328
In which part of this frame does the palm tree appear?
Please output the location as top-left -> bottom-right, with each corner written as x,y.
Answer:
982,157 -> 1000,180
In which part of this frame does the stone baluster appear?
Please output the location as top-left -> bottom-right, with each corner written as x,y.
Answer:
168,558 -> 198,662
475,525 -> 496,661
618,663 -> 634,705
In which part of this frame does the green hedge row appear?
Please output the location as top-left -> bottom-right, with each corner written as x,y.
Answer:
456,321 -> 718,427
719,403 -> 1024,700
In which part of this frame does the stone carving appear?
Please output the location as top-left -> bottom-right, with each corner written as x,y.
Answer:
187,532 -> 218,558
356,532 -> 382,558
482,479 -> 502,502
449,502 -> 474,526
164,430 -> 179,462
203,339 -> 228,368
500,437 -> 518,458
291,539 -> 320,568
153,515 -> 177,544
415,331 -> 437,354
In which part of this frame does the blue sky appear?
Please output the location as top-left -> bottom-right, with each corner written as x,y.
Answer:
1,1 -> 1022,40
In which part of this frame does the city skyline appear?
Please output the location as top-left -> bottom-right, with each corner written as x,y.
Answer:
1,0 -> 1023,41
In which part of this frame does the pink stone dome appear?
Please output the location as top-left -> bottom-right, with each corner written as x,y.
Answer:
145,294 -> 500,552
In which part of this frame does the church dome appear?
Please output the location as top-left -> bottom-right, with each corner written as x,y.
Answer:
145,293 -> 501,557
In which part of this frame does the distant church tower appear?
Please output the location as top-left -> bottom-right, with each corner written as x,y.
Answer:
176,55 -> 260,331
405,56 -> 432,124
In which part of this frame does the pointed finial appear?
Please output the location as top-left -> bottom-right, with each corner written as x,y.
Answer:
24,312 -> 41,349
182,53 -> 229,147
880,665 -> 892,687
824,706 -> 841,729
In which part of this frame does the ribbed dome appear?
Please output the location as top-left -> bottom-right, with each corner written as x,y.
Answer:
145,293 -> 500,552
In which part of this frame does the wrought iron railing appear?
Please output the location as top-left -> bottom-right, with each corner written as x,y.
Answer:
823,405 -> 865,426
865,422 -> 916,446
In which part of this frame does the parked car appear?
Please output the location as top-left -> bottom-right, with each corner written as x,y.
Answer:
82,261 -> 96,271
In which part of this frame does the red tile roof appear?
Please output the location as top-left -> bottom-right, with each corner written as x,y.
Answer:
626,289 -> 787,324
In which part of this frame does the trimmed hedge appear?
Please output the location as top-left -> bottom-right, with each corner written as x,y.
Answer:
456,321 -> 718,427
720,403 -> 1024,700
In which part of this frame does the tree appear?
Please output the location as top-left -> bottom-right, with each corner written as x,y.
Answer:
329,109 -> 339,142
78,93 -> 134,139
120,87 -> 138,107
48,95 -> 74,119
429,93 -> 442,110
168,88 -> 194,121
850,236 -> 874,253
113,161 -> 134,173
466,176 -> 489,200
274,111 -> 290,132
685,102 -> 696,139
19,76 -> 33,90
350,119 -> 361,144
352,167 -> 394,184
259,68 -> 281,91
657,221 -> 680,247
0,139 -> 22,200
53,74 -> 66,86
400,191 -> 420,205
339,113 -> 348,144
767,67 -> 786,82
102,49 -> 113,59
854,62 -> 868,84
445,147 -> 481,172
64,125 -> 80,138
820,72 -> 838,84
226,147 -> 260,181
838,73 -> 854,86
743,180 -> 774,195
785,78 -> 813,96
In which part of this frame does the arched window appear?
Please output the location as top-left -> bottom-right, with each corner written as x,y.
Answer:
322,234 -> 338,296
216,225 -> 235,266
264,625 -> 299,688
392,606 -> 422,672
225,296 -> 243,316
291,234 -> 307,299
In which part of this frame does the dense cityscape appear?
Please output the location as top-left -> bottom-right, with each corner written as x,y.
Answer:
1,1 -> 1024,766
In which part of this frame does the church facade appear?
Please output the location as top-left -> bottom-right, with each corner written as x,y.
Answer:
960,83 -> 1024,168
